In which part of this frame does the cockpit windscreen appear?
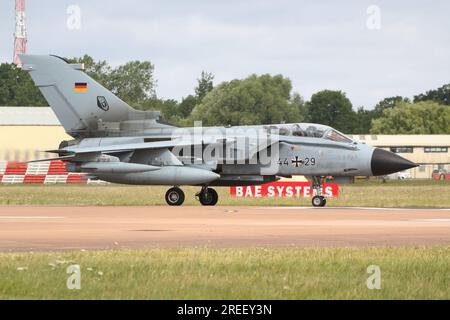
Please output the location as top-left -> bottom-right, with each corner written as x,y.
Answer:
324,129 -> 353,143
264,123 -> 354,143
265,123 -> 327,138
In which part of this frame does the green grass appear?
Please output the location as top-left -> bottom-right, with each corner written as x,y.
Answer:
0,180 -> 449,207
0,247 -> 449,299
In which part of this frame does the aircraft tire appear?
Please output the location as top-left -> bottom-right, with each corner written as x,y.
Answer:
312,196 -> 326,207
165,187 -> 185,206
199,188 -> 219,206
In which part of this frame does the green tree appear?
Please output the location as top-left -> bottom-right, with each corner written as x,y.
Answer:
68,54 -> 111,84
69,55 -> 156,106
349,96 -> 411,133
178,95 -> 198,118
373,96 -> 410,118
305,90 -> 356,133
0,63 -> 47,106
370,101 -> 450,134
195,71 -> 214,100
352,107 -> 374,134
106,61 -> 156,106
190,74 -> 302,126
290,92 -> 307,121
414,84 -> 450,105
138,98 -> 180,124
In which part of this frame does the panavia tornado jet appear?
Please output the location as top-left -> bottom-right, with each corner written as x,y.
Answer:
20,55 -> 418,207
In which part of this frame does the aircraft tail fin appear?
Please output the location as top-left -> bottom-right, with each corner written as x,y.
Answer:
20,54 -> 134,138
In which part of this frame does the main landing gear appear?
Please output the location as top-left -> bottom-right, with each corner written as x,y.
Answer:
164,186 -> 219,206
196,187 -> 219,206
311,176 -> 327,207
165,187 -> 185,206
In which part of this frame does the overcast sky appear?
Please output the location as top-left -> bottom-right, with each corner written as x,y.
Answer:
1,0 -> 449,108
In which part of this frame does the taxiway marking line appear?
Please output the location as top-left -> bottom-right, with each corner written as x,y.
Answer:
408,219 -> 450,222
0,216 -> 65,220
260,207 -> 450,211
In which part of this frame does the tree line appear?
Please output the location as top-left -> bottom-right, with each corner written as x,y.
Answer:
0,55 -> 449,134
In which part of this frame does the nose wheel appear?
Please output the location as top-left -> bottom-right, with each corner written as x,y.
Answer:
196,187 -> 219,206
311,176 -> 327,207
165,187 -> 185,206
312,195 -> 327,207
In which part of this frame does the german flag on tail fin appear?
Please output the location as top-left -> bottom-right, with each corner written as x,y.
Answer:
74,82 -> 88,92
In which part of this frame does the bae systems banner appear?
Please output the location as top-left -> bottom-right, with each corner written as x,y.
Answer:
230,182 -> 339,198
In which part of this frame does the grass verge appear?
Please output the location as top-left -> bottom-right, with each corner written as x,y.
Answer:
0,247 -> 449,299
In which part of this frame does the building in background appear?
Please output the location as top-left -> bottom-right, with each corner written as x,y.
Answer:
350,135 -> 450,179
0,107 -> 71,161
0,107 -> 449,179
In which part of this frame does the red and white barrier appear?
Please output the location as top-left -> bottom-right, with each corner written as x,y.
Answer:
0,161 -> 87,184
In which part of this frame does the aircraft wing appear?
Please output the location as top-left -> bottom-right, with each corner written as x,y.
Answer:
27,138 -> 236,165
24,155 -> 76,163
48,139 -> 213,155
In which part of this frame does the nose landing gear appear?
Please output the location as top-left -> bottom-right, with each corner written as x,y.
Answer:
311,176 -> 327,207
312,195 -> 327,207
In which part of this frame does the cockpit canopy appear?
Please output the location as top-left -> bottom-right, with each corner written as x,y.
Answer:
264,123 -> 354,144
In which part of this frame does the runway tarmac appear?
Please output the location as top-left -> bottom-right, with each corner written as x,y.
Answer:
1,206 -> 450,251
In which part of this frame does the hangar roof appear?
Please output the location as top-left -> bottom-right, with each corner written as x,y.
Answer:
0,107 -> 60,125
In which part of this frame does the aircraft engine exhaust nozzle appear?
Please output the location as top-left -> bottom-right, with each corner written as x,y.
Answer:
371,148 -> 418,176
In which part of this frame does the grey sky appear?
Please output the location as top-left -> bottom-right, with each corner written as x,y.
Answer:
1,0 -> 449,109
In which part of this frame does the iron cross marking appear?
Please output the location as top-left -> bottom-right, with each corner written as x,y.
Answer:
291,156 -> 304,167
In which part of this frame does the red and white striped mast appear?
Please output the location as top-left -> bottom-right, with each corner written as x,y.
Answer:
13,0 -> 27,66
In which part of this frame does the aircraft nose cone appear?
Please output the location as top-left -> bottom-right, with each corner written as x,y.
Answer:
371,148 -> 418,176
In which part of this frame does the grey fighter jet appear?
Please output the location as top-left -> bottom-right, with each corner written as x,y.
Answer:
20,55 -> 417,207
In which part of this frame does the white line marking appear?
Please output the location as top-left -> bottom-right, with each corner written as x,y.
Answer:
260,207 -> 450,211
409,219 -> 450,222
0,216 -> 64,219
